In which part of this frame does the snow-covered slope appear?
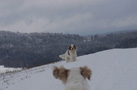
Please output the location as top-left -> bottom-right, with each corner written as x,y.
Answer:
0,48 -> 137,90
0,66 -> 22,74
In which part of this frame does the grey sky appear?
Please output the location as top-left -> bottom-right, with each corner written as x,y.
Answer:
0,0 -> 137,35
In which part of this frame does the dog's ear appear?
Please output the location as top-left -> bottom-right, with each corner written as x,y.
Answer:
53,66 -> 69,83
59,66 -> 69,83
80,66 -> 92,80
73,45 -> 76,49
53,66 -> 60,79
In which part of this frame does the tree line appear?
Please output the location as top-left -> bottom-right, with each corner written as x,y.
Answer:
0,30 -> 137,67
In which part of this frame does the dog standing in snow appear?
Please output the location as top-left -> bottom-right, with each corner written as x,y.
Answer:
53,66 -> 92,90
59,44 -> 77,62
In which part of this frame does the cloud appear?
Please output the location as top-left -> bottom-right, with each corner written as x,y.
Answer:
0,0 -> 137,35
111,16 -> 137,28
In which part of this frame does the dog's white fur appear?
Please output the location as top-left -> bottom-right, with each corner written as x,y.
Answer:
59,44 -> 77,62
53,66 -> 92,90
65,68 -> 89,90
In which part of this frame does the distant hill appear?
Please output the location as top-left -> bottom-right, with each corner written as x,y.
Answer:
0,30 -> 137,67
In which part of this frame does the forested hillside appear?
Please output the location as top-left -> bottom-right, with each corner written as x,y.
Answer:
0,30 -> 137,67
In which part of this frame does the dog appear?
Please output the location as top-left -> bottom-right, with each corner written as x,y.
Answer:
53,66 -> 92,90
59,44 -> 77,62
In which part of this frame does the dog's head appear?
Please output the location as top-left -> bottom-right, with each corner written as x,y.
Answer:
53,66 -> 92,84
68,44 -> 76,51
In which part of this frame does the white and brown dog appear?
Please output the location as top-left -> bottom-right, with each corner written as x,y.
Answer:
53,66 -> 92,90
59,44 -> 77,62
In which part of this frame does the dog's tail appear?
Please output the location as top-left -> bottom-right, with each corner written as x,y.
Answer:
59,54 -> 65,60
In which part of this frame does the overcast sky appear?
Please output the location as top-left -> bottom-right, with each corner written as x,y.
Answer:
0,0 -> 137,35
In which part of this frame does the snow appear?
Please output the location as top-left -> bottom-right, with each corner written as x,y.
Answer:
0,48 -> 137,90
0,65 -> 22,74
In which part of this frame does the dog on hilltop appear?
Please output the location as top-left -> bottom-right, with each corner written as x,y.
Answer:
59,44 -> 77,62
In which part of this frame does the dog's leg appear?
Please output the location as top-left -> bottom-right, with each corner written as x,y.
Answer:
66,57 -> 70,62
70,56 -> 76,62
73,56 -> 76,61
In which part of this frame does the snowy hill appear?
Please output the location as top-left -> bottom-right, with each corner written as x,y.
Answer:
0,48 -> 137,90
0,66 -> 22,74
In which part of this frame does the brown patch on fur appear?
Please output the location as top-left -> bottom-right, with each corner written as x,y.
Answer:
53,66 -> 69,83
80,66 -> 92,80
53,66 -> 59,79
73,45 -> 76,49
68,50 -> 70,56
68,45 -> 71,50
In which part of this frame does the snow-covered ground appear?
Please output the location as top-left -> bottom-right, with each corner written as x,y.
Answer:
0,65 -> 22,74
0,48 -> 137,90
